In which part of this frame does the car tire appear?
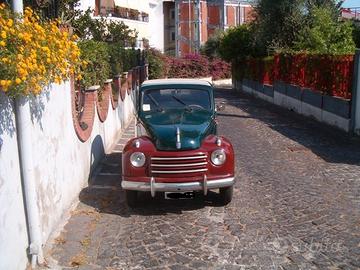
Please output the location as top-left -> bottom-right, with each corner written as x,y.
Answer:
219,186 -> 233,205
125,190 -> 138,208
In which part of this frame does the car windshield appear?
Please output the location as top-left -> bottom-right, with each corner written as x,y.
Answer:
141,88 -> 211,112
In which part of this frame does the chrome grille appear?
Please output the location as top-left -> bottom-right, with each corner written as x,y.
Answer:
151,154 -> 208,175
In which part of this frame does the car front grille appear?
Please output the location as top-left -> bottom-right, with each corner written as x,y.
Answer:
150,154 -> 208,176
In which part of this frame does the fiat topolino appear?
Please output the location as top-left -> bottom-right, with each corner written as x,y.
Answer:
122,79 -> 235,207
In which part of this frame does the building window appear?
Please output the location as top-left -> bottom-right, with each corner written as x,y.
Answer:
171,31 -> 176,41
171,9 -> 175,20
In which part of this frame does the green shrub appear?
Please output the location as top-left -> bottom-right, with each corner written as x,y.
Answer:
108,45 -> 141,76
200,30 -> 224,59
145,48 -> 168,79
78,40 -> 110,88
218,25 -> 254,63
233,55 -> 274,82
122,49 -> 141,72
108,44 -> 123,76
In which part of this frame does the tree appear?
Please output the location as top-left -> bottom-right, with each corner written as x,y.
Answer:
252,0 -> 345,54
23,0 -> 83,21
352,22 -> 360,49
252,0 -> 306,53
145,48 -> 169,79
200,30 -> 224,59
218,25 -> 254,62
107,20 -> 137,46
305,0 -> 344,18
71,9 -> 137,45
294,7 -> 355,54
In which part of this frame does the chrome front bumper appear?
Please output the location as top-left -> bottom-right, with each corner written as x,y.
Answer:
121,176 -> 235,197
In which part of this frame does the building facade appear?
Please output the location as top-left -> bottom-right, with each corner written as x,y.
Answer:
163,1 -> 177,55
80,0 -> 164,51
341,7 -> 360,21
79,0 -> 254,55
163,0 -> 254,56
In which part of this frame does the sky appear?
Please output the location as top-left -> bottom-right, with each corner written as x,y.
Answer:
342,0 -> 360,8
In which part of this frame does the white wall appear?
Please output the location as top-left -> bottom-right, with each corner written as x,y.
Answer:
0,94 -> 29,270
78,0 -> 95,11
149,0 -> 164,51
0,81 -> 134,269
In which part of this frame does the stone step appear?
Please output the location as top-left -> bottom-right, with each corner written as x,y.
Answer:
89,122 -> 135,188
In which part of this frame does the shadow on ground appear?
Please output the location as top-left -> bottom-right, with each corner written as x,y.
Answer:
215,88 -> 360,165
80,148 -> 225,217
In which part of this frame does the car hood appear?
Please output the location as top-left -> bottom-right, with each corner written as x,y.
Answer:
140,108 -> 215,151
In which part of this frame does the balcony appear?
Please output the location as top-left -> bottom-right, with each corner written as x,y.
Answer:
97,6 -> 149,22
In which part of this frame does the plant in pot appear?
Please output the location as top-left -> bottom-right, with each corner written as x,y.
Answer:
117,6 -> 128,18
57,0 -> 83,35
129,9 -> 140,20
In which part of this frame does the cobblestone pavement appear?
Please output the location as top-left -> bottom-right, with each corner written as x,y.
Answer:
47,88 -> 360,270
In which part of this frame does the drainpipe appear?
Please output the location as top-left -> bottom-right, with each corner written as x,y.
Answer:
15,98 -> 43,268
12,0 -> 43,268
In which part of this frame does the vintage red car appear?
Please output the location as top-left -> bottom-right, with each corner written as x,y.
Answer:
122,79 -> 235,207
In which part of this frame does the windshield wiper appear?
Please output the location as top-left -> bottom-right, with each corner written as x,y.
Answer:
171,94 -> 187,106
147,93 -> 163,112
172,95 -> 193,112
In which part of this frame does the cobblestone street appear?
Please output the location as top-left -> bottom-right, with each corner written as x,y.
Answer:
48,88 -> 360,270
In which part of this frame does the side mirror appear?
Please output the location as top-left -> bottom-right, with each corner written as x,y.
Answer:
215,103 -> 225,112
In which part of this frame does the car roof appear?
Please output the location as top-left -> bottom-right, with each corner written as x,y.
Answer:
141,78 -> 213,88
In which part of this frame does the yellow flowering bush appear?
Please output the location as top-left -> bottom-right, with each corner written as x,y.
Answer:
0,4 -> 83,96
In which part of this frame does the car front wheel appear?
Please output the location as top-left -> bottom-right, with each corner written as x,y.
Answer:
219,186 -> 233,205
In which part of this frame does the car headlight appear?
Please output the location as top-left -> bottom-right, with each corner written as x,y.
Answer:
211,149 -> 226,166
130,152 -> 146,167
